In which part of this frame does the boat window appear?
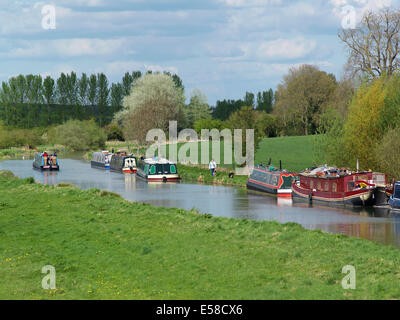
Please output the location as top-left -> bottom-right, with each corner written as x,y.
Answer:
324,183 -> 329,192
333,183 -> 337,192
272,175 -> 279,186
347,181 -> 355,191
150,165 -> 156,174
310,180 -> 314,189
145,165 -> 149,174
317,182 -> 322,191
170,165 -> 177,174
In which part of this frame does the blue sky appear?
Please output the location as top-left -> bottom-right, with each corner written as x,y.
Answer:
0,0 -> 397,104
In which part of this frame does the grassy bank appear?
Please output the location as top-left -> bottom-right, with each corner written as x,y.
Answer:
177,164 -> 248,187
255,135 -> 316,172
0,145 -> 70,161
1,171 -> 400,300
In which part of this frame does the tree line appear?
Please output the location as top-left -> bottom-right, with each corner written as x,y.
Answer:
0,70 -> 183,128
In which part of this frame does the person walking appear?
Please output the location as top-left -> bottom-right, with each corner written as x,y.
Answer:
209,159 -> 217,176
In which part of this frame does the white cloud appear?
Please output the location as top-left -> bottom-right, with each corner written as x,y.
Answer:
256,38 -> 317,60
3,38 -> 132,58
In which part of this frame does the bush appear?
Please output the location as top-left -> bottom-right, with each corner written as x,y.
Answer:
376,128 -> 400,180
105,123 -> 124,141
53,120 -> 106,151
0,126 -> 43,149
193,119 -> 227,134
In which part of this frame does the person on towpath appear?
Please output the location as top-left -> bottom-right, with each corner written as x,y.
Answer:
209,159 -> 217,176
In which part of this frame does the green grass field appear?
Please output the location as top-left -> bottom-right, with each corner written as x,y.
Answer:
255,136 -> 316,172
1,171 -> 400,300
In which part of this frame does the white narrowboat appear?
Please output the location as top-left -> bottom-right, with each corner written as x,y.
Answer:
91,151 -> 113,169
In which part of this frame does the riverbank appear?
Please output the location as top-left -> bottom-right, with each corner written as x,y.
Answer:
1,170 -> 400,300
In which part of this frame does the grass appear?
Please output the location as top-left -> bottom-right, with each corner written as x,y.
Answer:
1,171 -> 400,300
255,136 -> 316,172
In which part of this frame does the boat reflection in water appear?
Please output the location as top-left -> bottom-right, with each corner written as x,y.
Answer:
43,171 -> 57,186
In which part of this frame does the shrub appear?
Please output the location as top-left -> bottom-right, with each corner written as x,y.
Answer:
0,126 -> 43,149
53,120 -> 106,151
105,123 -> 124,141
193,118 -> 227,134
376,128 -> 400,180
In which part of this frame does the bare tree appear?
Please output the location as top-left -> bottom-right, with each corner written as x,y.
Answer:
339,8 -> 400,78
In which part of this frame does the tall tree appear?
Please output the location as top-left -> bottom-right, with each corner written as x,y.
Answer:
339,8 -> 400,78
88,74 -> 97,106
274,64 -> 337,136
78,73 -> 89,106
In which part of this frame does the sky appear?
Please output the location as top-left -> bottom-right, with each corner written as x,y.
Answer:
0,0 -> 398,105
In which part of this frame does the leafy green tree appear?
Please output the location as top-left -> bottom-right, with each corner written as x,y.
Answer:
118,73 -> 185,143
184,88 -> 212,127
53,120 -> 106,151
274,64 -> 337,136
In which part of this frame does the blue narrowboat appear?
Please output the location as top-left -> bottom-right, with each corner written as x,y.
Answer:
389,182 -> 400,210
33,152 -> 59,171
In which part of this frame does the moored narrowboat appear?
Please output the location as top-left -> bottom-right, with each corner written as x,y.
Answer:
110,153 -> 137,174
33,152 -> 59,171
246,164 -> 297,196
389,182 -> 400,210
292,166 -> 388,207
136,157 -> 180,182
91,151 -> 113,169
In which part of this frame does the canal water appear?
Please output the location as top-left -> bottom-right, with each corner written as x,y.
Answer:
1,159 -> 400,248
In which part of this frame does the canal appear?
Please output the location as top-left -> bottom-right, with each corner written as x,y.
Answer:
1,159 -> 400,248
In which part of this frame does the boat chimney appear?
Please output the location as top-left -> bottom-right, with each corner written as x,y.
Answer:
279,160 -> 282,171
356,159 -> 359,173
268,158 -> 271,166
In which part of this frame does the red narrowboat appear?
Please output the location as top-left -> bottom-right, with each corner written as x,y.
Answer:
292,166 -> 388,207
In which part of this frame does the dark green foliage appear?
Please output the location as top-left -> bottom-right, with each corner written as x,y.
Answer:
104,122 -> 124,141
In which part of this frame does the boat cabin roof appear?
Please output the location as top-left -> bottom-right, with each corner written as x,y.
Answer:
143,157 -> 176,165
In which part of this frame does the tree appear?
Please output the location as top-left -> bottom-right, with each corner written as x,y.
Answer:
339,8 -> 400,78
78,73 -> 89,106
227,106 -> 263,150
274,64 -> 337,136
244,92 -> 255,107
343,77 -> 386,169
110,83 -> 124,109
257,89 -> 274,113
184,88 -> 212,127
88,74 -> 97,106
118,73 -> 185,143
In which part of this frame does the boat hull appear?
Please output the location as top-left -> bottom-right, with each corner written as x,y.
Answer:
246,180 -> 292,196
33,164 -> 59,171
91,161 -> 109,170
292,182 -> 376,207
136,170 -> 180,182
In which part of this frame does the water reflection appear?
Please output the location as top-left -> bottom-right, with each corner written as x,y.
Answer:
1,159 -> 400,249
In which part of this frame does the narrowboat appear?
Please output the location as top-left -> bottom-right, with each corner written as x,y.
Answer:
91,151 -> 113,169
110,153 -> 137,174
292,166 -> 388,207
136,157 -> 180,182
246,164 -> 297,196
33,152 -> 59,171
389,182 -> 400,210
